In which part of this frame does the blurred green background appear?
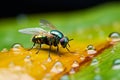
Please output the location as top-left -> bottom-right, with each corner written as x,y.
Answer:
0,3 -> 120,50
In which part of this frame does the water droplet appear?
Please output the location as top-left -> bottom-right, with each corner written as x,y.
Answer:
47,57 -> 52,62
80,55 -> 85,61
11,43 -> 23,54
24,55 -> 32,63
94,67 -> 100,73
112,58 -> 120,70
111,46 -> 117,53
111,49 -> 114,53
1,48 -> 8,53
94,75 -> 102,80
86,44 -> 95,50
71,61 -> 79,68
91,58 -> 99,66
108,32 -> 120,42
60,75 -> 69,80
42,73 -> 52,80
12,43 -> 23,49
69,68 -> 75,74
86,45 -> 97,54
50,61 -> 65,73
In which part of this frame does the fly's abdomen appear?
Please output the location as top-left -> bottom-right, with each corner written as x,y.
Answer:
32,35 -> 47,44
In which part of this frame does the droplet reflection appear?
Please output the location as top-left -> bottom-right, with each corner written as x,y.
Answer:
50,61 -> 64,73
1,48 -> 8,53
112,58 -> 120,70
60,75 -> 69,80
91,58 -> 99,66
108,32 -> 120,43
94,75 -> 102,80
47,57 -> 52,62
12,43 -> 23,49
71,61 -> 79,68
69,68 -> 75,74
11,43 -> 23,54
86,45 -> 97,54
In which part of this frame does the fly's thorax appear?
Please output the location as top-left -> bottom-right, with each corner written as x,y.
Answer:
60,37 -> 69,48
50,30 -> 64,39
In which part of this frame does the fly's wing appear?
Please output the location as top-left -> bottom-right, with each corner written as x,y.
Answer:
18,28 -> 53,37
40,19 -> 57,30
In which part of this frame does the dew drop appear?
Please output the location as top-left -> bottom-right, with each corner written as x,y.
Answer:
112,58 -> 120,70
69,68 -> 75,74
42,73 -> 52,80
1,48 -> 8,53
24,56 -> 33,67
47,57 -> 52,62
91,58 -> 99,66
94,74 -> 102,80
94,67 -> 100,73
71,61 -> 79,68
24,55 -> 31,63
108,32 -> 120,43
60,75 -> 69,80
86,45 -> 97,54
50,61 -> 65,74
80,55 -> 85,61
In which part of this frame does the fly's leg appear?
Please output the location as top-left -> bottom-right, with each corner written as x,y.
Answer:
66,47 -> 71,53
48,39 -> 52,58
48,45 -> 52,58
57,45 -> 61,57
36,43 -> 41,54
28,43 -> 35,51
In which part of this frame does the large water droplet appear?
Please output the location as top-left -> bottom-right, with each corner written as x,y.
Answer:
12,43 -> 23,49
60,75 -> 69,80
112,58 -> 120,70
71,61 -> 79,68
91,58 -> 99,66
108,32 -> 120,43
86,45 -> 97,54
11,43 -> 23,54
50,61 -> 65,73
